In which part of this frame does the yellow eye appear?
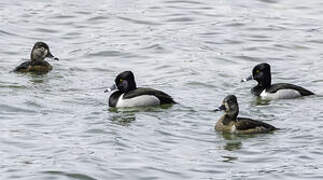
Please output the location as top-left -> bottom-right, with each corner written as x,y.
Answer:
256,70 -> 260,73
119,79 -> 123,82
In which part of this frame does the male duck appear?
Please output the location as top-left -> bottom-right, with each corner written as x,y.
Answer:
242,63 -> 314,99
105,71 -> 176,108
215,95 -> 277,134
14,42 -> 59,73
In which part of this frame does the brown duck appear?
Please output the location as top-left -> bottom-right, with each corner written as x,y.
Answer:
215,95 -> 277,134
14,42 -> 59,73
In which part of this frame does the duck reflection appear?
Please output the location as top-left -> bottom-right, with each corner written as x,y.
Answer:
224,141 -> 242,151
221,133 -> 243,151
110,112 -> 136,126
108,104 -> 173,126
221,155 -> 238,163
253,97 -> 271,106
219,134 -> 242,163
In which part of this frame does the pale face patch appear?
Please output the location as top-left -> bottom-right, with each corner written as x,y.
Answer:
231,125 -> 237,133
224,102 -> 230,111
43,49 -> 48,58
32,47 -> 48,60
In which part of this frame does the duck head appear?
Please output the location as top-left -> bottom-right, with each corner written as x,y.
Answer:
105,71 -> 137,93
215,95 -> 239,119
30,42 -> 59,61
241,63 -> 271,87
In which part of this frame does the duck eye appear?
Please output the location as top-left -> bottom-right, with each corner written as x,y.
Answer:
256,69 -> 260,73
119,79 -> 123,82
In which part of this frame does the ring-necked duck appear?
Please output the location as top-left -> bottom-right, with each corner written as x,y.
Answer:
242,63 -> 314,99
214,95 -> 277,134
105,71 -> 176,108
14,42 -> 59,73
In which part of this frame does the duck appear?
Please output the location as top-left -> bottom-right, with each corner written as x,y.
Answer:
14,42 -> 59,73
241,63 -> 314,99
214,95 -> 277,134
105,71 -> 176,108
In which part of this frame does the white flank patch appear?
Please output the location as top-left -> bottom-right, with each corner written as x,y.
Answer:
260,89 -> 301,99
116,94 -> 160,108
231,125 -> 237,133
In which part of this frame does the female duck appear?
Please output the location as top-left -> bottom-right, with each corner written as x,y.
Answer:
215,95 -> 277,134
105,71 -> 176,108
242,63 -> 314,99
14,42 -> 59,73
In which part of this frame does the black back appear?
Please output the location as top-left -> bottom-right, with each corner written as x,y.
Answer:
14,60 -> 51,72
123,88 -> 176,104
267,83 -> 314,96
236,117 -> 277,131
14,61 -> 31,72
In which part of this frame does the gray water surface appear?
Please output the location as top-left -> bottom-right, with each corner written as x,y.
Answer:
1,0 -> 323,179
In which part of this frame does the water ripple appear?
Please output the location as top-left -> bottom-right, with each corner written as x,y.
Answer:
42,171 -> 97,180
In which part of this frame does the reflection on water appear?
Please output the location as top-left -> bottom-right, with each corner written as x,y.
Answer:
110,112 -> 136,126
42,171 -> 97,180
224,141 -> 242,151
109,104 -> 174,126
222,155 -> 238,163
253,97 -> 272,106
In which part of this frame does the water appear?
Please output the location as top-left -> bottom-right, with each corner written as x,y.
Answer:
1,0 -> 323,179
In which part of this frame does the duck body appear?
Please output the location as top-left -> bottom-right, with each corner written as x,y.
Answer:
243,63 -> 314,99
252,83 -> 314,99
107,71 -> 176,108
215,95 -> 277,134
14,42 -> 58,74
14,60 -> 53,73
215,116 -> 277,134
109,88 -> 175,108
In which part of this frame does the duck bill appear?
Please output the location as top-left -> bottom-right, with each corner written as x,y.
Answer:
47,51 -> 59,61
241,75 -> 253,82
214,104 -> 226,112
104,84 -> 117,93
